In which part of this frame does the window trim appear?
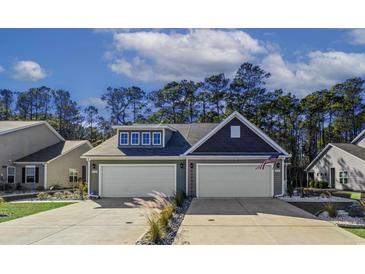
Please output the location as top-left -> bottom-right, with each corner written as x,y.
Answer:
69,168 -> 79,183
339,171 -> 348,184
25,165 -> 36,184
131,132 -> 140,145
7,166 -> 16,184
142,132 -> 151,145
119,132 -> 129,145
230,125 -> 241,138
152,132 -> 162,146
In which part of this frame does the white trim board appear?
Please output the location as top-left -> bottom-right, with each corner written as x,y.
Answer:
195,163 -> 274,198
183,111 -> 289,156
98,163 -> 177,197
351,129 -> 365,144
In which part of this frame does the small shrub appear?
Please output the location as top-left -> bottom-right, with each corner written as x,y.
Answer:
78,182 -> 86,200
146,213 -> 165,243
308,181 -> 315,188
37,192 -> 49,200
0,197 -> 5,206
324,203 -> 337,218
16,183 -> 23,190
348,205 -> 364,217
359,200 -> 365,211
175,191 -> 186,207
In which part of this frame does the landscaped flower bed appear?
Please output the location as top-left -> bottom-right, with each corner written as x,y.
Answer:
318,209 -> 365,228
125,191 -> 191,245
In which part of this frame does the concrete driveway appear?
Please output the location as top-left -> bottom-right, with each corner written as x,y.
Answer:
174,198 -> 365,245
0,199 -> 147,245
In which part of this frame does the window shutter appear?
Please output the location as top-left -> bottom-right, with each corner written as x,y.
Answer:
22,167 -> 25,183
35,167 -> 39,183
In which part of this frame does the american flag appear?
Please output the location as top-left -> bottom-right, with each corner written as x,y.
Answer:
256,155 -> 279,170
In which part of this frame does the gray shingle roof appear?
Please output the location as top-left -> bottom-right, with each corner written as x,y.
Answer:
83,123 -> 219,157
0,121 -> 43,134
15,140 -> 90,162
331,143 -> 365,161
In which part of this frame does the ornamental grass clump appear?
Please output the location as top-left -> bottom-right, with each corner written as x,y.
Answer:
324,202 -> 337,218
175,191 -> 186,207
125,191 -> 176,243
37,192 -> 49,200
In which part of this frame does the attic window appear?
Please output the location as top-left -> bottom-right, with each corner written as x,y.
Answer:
230,126 -> 240,138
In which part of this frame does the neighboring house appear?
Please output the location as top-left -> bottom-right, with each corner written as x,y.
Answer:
82,111 -> 290,198
305,130 -> 365,191
0,121 -> 92,190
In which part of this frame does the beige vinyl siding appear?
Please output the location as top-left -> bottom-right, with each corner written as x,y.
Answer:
89,159 -> 186,196
46,143 -> 91,188
0,123 -> 61,179
187,159 -> 283,197
308,146 -> 365,191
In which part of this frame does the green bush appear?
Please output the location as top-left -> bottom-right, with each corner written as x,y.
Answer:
319,181 -> 329,189
309,181 -> 315,188
0,197 -> 5,206
324,203 -> 337,218
309,180 -> 328,189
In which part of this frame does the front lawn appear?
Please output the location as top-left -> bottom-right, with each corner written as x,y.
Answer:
0,202 -> 74,223
345,228 -> 365,239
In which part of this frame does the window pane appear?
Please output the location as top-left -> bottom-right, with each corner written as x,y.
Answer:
131,133 -> 139,144
153,132 -> 161,145
142,133 -> 150,144
8,167 -> 15,176
120,133 -> 128,145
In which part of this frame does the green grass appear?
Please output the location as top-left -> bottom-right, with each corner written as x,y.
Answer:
345,228 -> 365,239
0,202 -> 74,223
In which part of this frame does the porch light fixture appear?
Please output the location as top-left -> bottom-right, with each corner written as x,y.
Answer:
180,163 -> 184,169
190,163 -> 194,168
276,162 -> 280,169
92,163 -> 96,169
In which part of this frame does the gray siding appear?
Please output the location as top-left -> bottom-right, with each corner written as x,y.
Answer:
46,143 -> 91,188
193,118 -> 277,154
0,123 -> 61,182
308,146 -> 365,191
187,158 -> 283,197
89,159 -> 186,196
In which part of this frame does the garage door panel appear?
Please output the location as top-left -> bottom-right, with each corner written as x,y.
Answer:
197,164 -> 272,197
100,165 -> 176,197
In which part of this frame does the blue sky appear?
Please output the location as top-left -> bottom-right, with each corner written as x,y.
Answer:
1,28 -> 365,110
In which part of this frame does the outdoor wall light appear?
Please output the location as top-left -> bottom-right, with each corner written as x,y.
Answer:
190,163 -> 194,168
276,162 -> 280,169
180,163 -> 184,168
92,163 -> 96,169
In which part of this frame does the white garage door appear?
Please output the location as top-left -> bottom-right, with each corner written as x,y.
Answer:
99,164 -> 176,197
197,164 -> 272,197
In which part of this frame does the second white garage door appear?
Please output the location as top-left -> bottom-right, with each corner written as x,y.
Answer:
99,164 -> 176,197
197,164 -> 272,197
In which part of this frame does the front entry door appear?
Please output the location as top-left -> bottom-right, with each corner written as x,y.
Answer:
330,168 -> 335,188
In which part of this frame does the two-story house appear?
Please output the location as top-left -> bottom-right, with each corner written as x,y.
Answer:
0,121 -> 92,190
82,111 -> 290,198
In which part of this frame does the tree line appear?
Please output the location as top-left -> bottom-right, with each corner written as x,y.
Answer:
1,62 -> 364,185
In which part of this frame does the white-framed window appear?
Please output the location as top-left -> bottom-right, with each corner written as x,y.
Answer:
69,168 -> 78,183
230,126 -> 241,138
142,132 -> 151,145
25,166 -> 36,183
7,166 -> 15,184
339,171 -> 348,184
131,132 -> 140,145
152,132 -> 162,145
119,132 -> 129,145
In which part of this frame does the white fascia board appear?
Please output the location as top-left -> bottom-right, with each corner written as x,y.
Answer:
351,129 -> 365,144
183,111 -> 289,156
304,143 -> 332,171
112,125 -> 177,132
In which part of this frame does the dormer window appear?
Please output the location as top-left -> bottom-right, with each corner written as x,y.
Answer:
230,126 -> 240,138
142,132 -> 151,145
153,132 -> 161,145
120,132 -> 129,145
131,132 -> 140,145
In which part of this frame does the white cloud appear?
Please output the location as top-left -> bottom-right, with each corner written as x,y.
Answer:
0,65 -> 5,73
262,51 -> 365,96
80,97 -> 107,109
347,29 -> 365,45
13,60 -> 47,81
108,29 -> 266,82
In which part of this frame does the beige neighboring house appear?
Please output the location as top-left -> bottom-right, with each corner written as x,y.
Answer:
0,121 -> 92,191
305,130 -> 365,191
